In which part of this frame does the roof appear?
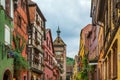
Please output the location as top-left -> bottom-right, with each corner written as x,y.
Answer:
53,37 -> 66,46
28,0 -> 46,21
28,0 -> 36,5
53,27 -> 66,46
45,28 -> 54,53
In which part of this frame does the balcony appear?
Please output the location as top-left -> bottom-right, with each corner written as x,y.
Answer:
30,51 -> 44,74
32,40 -> 44,53
31,61 -> 44,74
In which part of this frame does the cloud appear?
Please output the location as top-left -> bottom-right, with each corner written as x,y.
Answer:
32,0 -> 91,58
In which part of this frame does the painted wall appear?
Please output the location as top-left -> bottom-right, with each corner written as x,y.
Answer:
13,0 -> 28,79
104,28 -> 120,80
0,5 -> 13,80
43,29 -> 54,80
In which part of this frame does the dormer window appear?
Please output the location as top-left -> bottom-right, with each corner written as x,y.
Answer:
36,14 -> 40,25
5,0 -> 11,16
36,14 -> 38,22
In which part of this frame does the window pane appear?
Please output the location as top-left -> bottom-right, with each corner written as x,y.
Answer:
5,25 -> 10,45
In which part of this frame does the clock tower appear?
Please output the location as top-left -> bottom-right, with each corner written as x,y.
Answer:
53,27 -> 66,80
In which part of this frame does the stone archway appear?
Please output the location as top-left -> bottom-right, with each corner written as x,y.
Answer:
3,70 -> 12,80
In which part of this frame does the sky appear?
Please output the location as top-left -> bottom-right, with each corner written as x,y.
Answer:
33,0 -> 92,58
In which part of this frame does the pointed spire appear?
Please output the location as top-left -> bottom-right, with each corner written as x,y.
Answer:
57,26 -> 61,37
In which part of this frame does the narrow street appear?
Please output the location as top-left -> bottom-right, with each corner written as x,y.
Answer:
0,0 -> 120,80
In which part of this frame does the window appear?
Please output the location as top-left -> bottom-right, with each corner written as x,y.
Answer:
112,40 -> 118,79
18,37 -> 20,49
105,59 -> 107,80
49,56 -> 51,64
17,15 -> 22,28
51,57 -> 53,65
112,0 -> 118,26
36,14 -> 40,25
46,52 -> 48,60
49,41 -> 51,49
47,37 -> 48,47
93,27 -> 96,41
31,76 -> 34,80
5,25 -> 10,45
24,76 -> 26,80
36,14 -> 38,22
5,0 -> 11,16
40,57 -> 42,64
21,0 -> 26,11
34,48 -> 39,64
108,51 -> 111,79
41,21 -> 42,26
35,30 -> 37,40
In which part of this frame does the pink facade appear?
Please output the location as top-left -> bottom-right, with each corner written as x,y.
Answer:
88,26 -> 99,62
81,24 -> 92,45
53,67 -> 60,80
87,25 -> 100,80
43,29 -> 55,80
44,67 -> 53,80
81,24 -> 92,54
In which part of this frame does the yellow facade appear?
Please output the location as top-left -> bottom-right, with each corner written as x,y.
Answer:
78,30 -> 85,71
98,25 -> 104,80
72,56 -> 78,80
103,0 -> 120,79
91,0 -> 120,80
105,28 -> 120,80
79,38 -> 84,58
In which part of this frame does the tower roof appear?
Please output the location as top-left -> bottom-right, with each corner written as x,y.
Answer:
57,26 -> 61,37
53,27 -> 66,46
53,37 -> 66,46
